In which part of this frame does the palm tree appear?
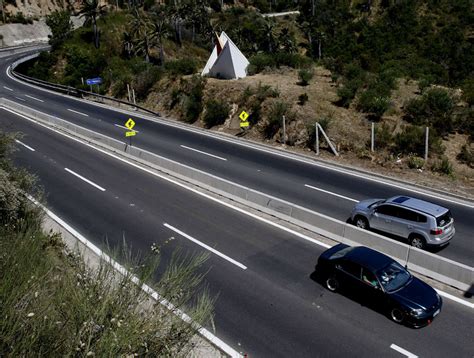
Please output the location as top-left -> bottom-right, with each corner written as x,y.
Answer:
279,27 -> 297,54
262,19 -> 278,53
150,6 -> 170,64
80,0 -> 107,49
122,30 -> 134,58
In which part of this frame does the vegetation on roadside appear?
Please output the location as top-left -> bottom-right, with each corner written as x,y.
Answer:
13,0 -> 474,179
0,131 -> 214,356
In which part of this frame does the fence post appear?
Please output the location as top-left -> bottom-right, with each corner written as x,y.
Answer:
371,121 -> 375,152
127,83 -> 131,102
132,88 -> 136,105
315,123 -> 319,155
424,126 -> 429,161
282,115 -> 286,145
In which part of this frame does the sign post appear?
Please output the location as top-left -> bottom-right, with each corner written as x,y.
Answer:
85,77 -> 103,93
124,118 -> 136,147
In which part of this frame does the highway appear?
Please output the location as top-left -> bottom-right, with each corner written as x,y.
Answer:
1,107 -> 473,357
0,51 -> 473,268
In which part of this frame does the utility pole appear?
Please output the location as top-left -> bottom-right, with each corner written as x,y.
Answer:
282,115 -> 286,146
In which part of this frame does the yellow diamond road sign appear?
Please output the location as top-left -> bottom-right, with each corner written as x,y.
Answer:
239,111 -> 249,122
125,118 -> 136,130
125,131 -> 136,137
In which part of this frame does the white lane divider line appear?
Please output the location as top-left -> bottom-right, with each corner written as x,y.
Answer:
164,223 -> 247,270
15,139 -> 35,152
114,124 -> 140,133
3,86 -> 13,91
435,289 -> 474,309
390,344 -> 418,358
180,145 -> 227,161
14,96 -> 26,102
64,168 -> 106,192
25,94 -> 44,102
67,108 -> 89,117
304,184 -> 359,203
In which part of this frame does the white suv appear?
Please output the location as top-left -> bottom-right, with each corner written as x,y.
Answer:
350,196 -> 455,249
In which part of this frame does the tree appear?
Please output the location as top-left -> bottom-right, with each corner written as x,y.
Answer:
46,10 -> 72,50
278,27 -> 297,54
80,0 -> 107,49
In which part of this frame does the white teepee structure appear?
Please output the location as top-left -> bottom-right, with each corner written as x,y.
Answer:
201,31 -> 250,79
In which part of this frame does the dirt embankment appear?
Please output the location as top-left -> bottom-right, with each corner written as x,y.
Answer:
146,66 -> 474,199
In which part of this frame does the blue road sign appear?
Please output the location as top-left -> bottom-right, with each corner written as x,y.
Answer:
86,77 -> 102,85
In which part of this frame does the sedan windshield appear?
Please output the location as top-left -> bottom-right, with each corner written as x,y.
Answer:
376,262 -> 411,292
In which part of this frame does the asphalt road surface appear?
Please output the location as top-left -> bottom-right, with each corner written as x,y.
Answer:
1,107 -> 473,357
0,51 -> 473,269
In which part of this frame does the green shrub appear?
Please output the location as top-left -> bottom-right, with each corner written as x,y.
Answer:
318,116 -> 332,132
203,100 -> 230,128
357,89 -> 391,120
430,156 -> 454,176
407,155 -> 425,169
183,76 -> 205,123
336,82 -> 358,107
374,122 -> 393,149
298,69 -> 313,86
461,78 -> 474,106
394,125 -> 444,156
263,101 -> 289,139
133,66 -> 163,100
298,93 -> 308,105
457,142 -> 474,168
248,54 -> 276,74
404,88 -> 454,137
164,58 -> 198,76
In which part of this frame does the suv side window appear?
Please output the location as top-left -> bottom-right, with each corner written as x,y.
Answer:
339,261 -> 361,278
375,204 -> 397,217
416,213 -> 427,223
397,208 -> 418,222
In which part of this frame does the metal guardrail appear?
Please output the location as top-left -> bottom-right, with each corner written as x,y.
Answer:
9,50 -> 161,117
1,96 -> 472,294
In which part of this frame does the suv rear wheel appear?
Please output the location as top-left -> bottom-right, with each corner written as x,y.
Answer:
354,216 -> 369,230
410,235 -> 426,249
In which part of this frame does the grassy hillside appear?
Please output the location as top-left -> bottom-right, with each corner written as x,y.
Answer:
18,1 -> 474,191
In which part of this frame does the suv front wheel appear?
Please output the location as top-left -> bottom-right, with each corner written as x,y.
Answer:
354,216 -> 369,230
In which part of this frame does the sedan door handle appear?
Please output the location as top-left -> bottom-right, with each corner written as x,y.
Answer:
407,225 -> 413,229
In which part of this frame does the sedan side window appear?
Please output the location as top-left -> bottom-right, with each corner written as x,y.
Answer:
339,261 -> 361,278
362,268 -> 380,289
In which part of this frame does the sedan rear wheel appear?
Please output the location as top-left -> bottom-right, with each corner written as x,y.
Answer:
354,216 -> 369,230
390,308 -> 405,324
326,276 -> 339,292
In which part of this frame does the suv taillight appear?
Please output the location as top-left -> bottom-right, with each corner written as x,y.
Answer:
430,228 -> 443,235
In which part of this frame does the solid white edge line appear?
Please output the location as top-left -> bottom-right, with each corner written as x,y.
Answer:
305,184 -> 359,203
25,195 -> 243,358
3,85 -> 13,91
164,223 -> 247,270
15,139 -> 35,151
435,288 -> 474,309
5,106 -> 474,311
6,62 -> 474,209
390,344 -> 418,358
180,145 -> 227,161
67,108 -> 89,117
24,94 -> 44,102
114,123 -> 140,133
64,167 -> 106,192
14,96 -> 26,101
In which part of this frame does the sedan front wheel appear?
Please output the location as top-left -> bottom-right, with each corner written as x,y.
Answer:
390,308 -> 405,324
354,216 -> 369,230
326,276 -> 339,292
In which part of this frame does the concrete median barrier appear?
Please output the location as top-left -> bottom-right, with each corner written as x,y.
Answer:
1,97 -> 472,292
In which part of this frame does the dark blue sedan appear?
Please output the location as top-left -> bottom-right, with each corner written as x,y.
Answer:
316,244 -> 442,327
